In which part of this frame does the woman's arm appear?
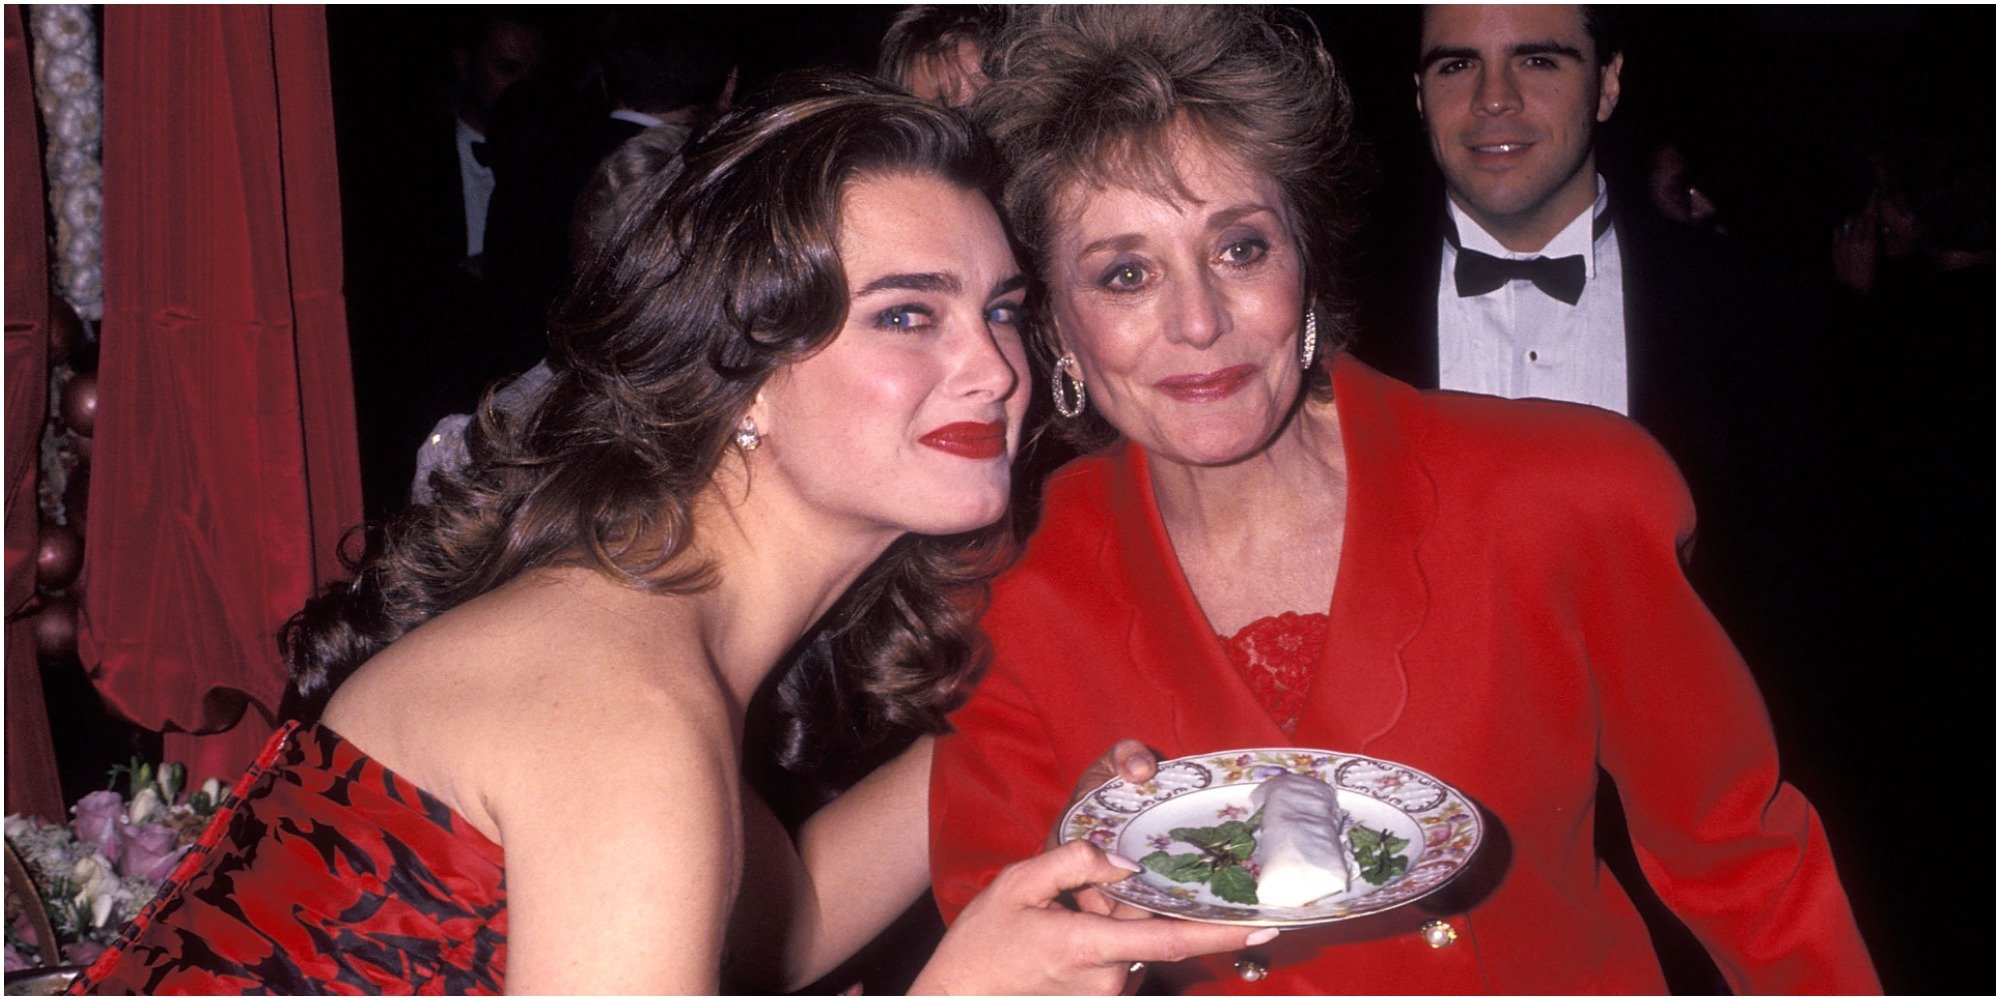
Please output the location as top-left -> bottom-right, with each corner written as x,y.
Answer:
755,737 -> 936,990
1581,426 -> 1879,993
768,737 -> 1184,990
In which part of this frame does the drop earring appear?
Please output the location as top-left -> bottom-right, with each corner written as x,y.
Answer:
1051,352 -> 1087,418
1300,309 -> 1318,369
734,416 -> 762,451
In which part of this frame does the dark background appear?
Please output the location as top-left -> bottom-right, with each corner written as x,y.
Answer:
300,5 -> 1992,995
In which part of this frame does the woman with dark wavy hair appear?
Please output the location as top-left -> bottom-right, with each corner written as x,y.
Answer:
929,7 -> 1877,994
69,75 -> 1264,995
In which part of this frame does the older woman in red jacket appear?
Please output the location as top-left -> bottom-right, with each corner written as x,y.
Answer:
928,8 -> 1878,994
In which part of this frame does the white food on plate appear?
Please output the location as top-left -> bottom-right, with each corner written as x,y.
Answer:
1250,773 -> 1350,906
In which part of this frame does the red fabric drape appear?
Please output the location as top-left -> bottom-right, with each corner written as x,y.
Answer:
4,5 -> 66,821
82,6 -> 361,785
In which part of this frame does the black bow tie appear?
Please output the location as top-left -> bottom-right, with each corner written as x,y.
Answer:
1444,209 -> 1610,306
1453,250 -> 1586,305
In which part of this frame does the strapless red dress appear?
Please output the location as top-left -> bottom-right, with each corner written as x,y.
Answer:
70,721 -> 508,995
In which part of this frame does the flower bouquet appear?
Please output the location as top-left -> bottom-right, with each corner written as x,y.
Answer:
4,760 -> 224,971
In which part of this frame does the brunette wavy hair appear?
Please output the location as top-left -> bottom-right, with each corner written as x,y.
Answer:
284,73 -> 1011,770
971,6 -> 1363,453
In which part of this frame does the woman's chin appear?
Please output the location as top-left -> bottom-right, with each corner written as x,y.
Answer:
1142,421 -> 1286,469
904,494 -> 1011,538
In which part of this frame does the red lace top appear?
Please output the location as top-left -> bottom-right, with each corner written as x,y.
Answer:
1217,611 -> 1328,735
70,721 -> 508,995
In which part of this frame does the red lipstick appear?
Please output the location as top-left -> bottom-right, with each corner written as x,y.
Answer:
1154,364 -> 1256,403
919,420 -> 1007,459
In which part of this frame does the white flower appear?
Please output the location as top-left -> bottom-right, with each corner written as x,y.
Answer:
69,854 -> 114,894
86,887 -> 119,929
68,855 -> 130,930
197,778 -> 224,809
124,786 -> 164,825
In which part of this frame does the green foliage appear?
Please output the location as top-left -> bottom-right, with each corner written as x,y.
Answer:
1139,809 -> 1264,904
1348,823 -> 1411,886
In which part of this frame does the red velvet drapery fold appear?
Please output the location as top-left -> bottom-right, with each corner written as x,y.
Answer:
4,5 -> 66,822
81,6 -> 361,785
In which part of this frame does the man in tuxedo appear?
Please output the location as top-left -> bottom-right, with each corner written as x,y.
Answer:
340,12 -> 550,519
1351,5 -> 1826,619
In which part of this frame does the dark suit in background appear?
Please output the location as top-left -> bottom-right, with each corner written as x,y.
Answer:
339,100 -> 512,521
481,94 -> 648,370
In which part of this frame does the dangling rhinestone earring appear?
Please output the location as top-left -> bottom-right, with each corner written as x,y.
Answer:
1300,309 -> 1318,369
1051,352 -> 1087,419
734,416 -> 762,451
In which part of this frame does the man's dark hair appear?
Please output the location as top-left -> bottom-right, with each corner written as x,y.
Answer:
876,5 -> 1010,88
1579,6 -> 1624,64
600,12 -> 735,114
1414,5 -> 1625,68
452,9 -> 552,56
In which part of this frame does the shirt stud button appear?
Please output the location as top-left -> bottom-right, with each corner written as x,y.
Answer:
1235,955 -> 1268,981
1421,919 -> 1458,949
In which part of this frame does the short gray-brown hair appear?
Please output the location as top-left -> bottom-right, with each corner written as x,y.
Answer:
970,6 -> 1362,448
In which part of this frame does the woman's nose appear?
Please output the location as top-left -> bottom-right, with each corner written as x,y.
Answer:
956,321 -> 1022,400
1166,272 -> 1228,349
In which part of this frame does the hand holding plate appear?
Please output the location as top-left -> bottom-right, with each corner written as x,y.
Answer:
911,840 -> 1276,995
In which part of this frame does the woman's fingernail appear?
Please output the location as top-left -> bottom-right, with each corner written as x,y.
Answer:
1244,928 -> 1281,946
1106,852 -> 1144,872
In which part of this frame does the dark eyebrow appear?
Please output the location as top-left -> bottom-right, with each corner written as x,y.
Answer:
1418,40 -> 1584,70
989,274 -> 1028,300
1418,45 -> 1478,71
855,272 -> 961,297
1513,40 -> 1584,61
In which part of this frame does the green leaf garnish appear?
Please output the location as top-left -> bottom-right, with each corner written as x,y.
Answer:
1348,823 -> 1412,886
1209,864 -> 1259,904
1141,850 -> 1215,884
1145,811 -> 1265,902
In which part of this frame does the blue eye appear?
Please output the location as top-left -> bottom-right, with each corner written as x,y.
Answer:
986,302 -> 1024,326
875,304 -> 934,331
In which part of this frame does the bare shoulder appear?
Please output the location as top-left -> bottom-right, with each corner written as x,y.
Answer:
327,566 -> 742,992
322,565 -> 734,842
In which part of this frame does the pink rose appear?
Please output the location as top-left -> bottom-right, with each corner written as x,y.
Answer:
71,790 -> 126,851
116,822 -> 185,882
5,942 -> 28,972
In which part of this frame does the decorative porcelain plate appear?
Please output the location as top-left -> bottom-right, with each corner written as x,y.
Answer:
1058,747 -> 1482,927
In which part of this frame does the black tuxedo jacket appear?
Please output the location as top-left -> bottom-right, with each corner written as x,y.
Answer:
1349,194 -> 1813,506
339,104 -> 510,518
481,109 -> 648,358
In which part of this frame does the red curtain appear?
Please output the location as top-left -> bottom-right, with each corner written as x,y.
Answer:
4,6 -> 65,821
81,6 -> 361,785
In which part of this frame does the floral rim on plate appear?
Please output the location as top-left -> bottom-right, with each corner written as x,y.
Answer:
1058,747 -> 1482,927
